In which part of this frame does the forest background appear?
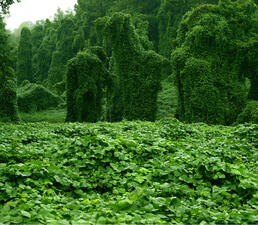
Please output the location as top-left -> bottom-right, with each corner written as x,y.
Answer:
0,0 -> 257,124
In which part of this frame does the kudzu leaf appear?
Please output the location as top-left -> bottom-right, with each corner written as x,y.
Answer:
21,210 -> 31,218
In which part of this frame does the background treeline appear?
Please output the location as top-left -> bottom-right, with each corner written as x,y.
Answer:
1,0 -> 257,124
12,0 -> 222,84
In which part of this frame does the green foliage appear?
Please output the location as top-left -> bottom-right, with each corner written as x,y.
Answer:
74,0 -> 117,46
17,82 -> 63,113
109,0 -> 161,51
31,23 -> 44,53
0,17 -> 19,122
103,12 -> 170,121
236,101 -> 258,124
16,27 -> 32,84
5,0 -> 257,124
33,21 -> 57,83
31,23 -> 44,78
0,0 -> 20,15
56,18 -> 74,62
9,21 -> 34,45
66,47 -> 107,122
0,120 -> 257,223
248,71 -> 258,100
172,0 -> 257,125
244,36 -> 258,100
157,0 -> 218,57
47,51 -> 65,87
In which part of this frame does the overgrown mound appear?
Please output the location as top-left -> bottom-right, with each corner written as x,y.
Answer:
17,82 -> 63,112
0,120 -> 257,224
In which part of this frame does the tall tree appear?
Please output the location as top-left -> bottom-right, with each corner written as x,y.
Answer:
31,22 -> 44,79
48,17 -> 75,87
0,18 -> 19,121
16,27 -> 32,83
32,19 -> 58,83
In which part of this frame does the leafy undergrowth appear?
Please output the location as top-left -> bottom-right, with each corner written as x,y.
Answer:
0,119 -> 257,224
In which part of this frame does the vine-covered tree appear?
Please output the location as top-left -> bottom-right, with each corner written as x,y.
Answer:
0,18 -> 19,121
157,0 -> 218,57
171,0 -> 257,125
33,19 -> 57,83
74,0 -> 117,46
48,17 -> 75,87
31,23 -> 44,78
109,0 -> 160,50
66,47 -> 108,122
103,13 -> 169,121
16,27 -> 32,84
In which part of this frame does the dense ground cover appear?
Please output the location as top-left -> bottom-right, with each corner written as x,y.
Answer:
0,120 -> 257,224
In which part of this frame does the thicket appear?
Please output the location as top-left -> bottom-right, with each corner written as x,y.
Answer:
156,78 -> 178,119
0,17 -> 19,122
171,0 -> 257,125
66,47 -> 108,122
